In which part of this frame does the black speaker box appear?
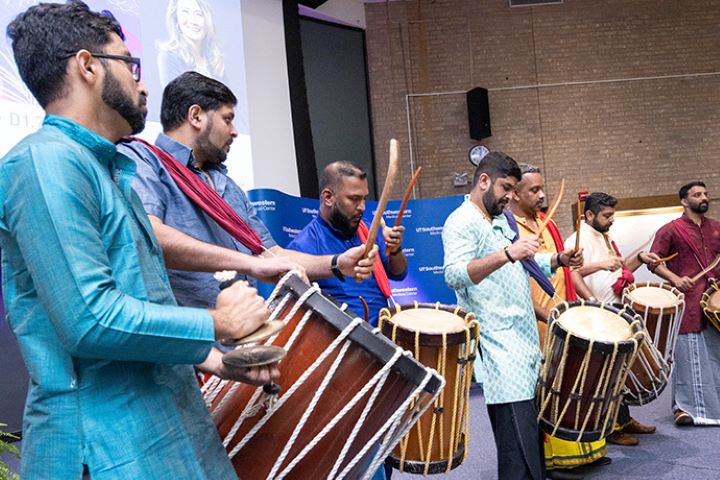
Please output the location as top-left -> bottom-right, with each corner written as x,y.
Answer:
466,87 -> 491,140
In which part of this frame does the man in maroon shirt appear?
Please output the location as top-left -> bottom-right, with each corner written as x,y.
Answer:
649,181 -> 720,426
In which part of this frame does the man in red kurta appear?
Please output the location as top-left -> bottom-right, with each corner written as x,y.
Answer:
649,181 -> 720,426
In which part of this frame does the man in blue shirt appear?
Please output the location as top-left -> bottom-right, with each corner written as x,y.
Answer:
119,72 -> 376,311
287,161 -> 408,326
1,3 -> 277,478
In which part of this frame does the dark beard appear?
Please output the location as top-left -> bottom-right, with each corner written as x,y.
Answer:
329,206 -> 359,239
689,201 -> 709,214
101,69 -> 146,135
591,217 -> 611,233
483,189 -> 506,217
195,117 -> 229,166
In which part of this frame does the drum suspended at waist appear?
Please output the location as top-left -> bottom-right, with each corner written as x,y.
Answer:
537,300 -> 645,443
379,303 -> 479,475
203,272 -> 445,480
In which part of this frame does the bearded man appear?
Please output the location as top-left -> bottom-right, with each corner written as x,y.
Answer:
119,72 -> 377,313
564,192 -> 659,446
509,165 -> 609,479
287,161 -> 407,327
442,152 -> 581,480
648,181 -> 720,426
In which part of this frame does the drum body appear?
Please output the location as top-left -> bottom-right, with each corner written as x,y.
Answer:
379,304 -> 479,475
537,302 -> 644,443
701,281 -> 720,334
622,283 -> 684,405
203,274 -> 444,480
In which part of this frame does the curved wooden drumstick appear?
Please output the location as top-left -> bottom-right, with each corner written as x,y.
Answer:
363,139 -> 400,258
394,166 -> 422,227
692,254 -> 720,284
573,191 -> 588,252
654,252 -> 678,264
537,178 -> 565,237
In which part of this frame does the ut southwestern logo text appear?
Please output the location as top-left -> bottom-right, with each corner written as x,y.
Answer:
415,226 -> 443,236
251,200 -> 276,212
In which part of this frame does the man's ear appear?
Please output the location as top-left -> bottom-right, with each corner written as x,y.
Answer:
321,188 -> 334,208
680,197 -> 689,209
72,50 -> 99,85
187,104 -> 205,130
478,172 -> 491,192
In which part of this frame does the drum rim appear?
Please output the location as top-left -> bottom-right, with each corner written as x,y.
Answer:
281,275 -> 444,394
379,303 -> 475,347
701,280 -> 720,311
550,301 -> 643,354
623,282 -> 684,315
387,433 -> 466,474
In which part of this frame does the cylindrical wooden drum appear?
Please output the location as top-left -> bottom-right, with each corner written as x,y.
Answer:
622,282 -> 685,405
701,281 -> 720,334
537,301 -> 644,442
202,273 -> 445,480
379,303 -> 479,475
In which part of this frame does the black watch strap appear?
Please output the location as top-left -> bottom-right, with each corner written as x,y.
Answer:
331,254 -> 345,282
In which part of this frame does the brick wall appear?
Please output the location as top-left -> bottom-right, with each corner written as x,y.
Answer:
364,0 -> 720,234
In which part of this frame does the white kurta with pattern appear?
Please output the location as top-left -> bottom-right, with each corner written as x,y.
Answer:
442,198 -> 552,404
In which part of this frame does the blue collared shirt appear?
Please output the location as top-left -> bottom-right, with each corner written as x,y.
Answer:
287,215 -> 406,326
119,134 -> 276,308
0,116 -> 235,478
443,197 -> 552,404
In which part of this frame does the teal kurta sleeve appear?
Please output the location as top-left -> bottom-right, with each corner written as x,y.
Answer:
1,141 -> 214,364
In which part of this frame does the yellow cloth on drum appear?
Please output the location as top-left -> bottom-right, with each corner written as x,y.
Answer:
544,435 -> 608,469
515,213 -> 608,469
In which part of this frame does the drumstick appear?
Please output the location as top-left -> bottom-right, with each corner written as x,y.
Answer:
363,139 -> 400,258
654,252 -> 678,264
691,254 -> 720,284
537,178 -> 565,237
573,191 -> 588,252
394,166 -> 422,227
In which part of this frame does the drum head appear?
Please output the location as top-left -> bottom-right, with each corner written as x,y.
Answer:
390,308 -> 467,335
626,286 -> 680,308
556,306 -> 632,342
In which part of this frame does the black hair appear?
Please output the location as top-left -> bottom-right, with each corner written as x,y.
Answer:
160,71 -> 237,131
319,161 -> 367,191
7,1 -> 124,108
472,151 -> 521,187
678,181 -> 706,199
519,163 -> 541,176
584,192 -> 617,215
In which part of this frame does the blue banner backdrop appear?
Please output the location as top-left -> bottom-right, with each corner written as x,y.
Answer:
246,189 -> 464,305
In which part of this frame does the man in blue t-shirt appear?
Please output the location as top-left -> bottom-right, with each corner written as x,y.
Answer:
288,161 -> 408,326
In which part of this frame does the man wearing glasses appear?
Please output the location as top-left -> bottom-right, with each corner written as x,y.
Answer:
0,2 -> 273,478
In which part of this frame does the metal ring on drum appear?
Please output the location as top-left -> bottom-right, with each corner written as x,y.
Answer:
378,302 -> 480,475
621,282 -> 685,406
536,300 -> 645,443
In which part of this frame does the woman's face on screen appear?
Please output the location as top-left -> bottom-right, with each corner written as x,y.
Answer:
176,0 -> 207,43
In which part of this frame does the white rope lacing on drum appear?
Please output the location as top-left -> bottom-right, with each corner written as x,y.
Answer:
219,285 -> 322,447
226,316 -> 363,460
538,304 -> 644,442
351,366 -> 442,480
204,271 -> 312,418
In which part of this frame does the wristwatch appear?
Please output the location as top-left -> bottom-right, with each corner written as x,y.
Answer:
331,254 -> 345,282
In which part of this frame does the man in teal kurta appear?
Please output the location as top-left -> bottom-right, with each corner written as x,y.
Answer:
443,151 -> 581,480
1,3 -> 278,478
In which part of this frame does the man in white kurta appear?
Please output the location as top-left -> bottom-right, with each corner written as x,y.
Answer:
564,192 -> 658,446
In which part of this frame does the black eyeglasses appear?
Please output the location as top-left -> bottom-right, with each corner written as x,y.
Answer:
61,51 -> 141,82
